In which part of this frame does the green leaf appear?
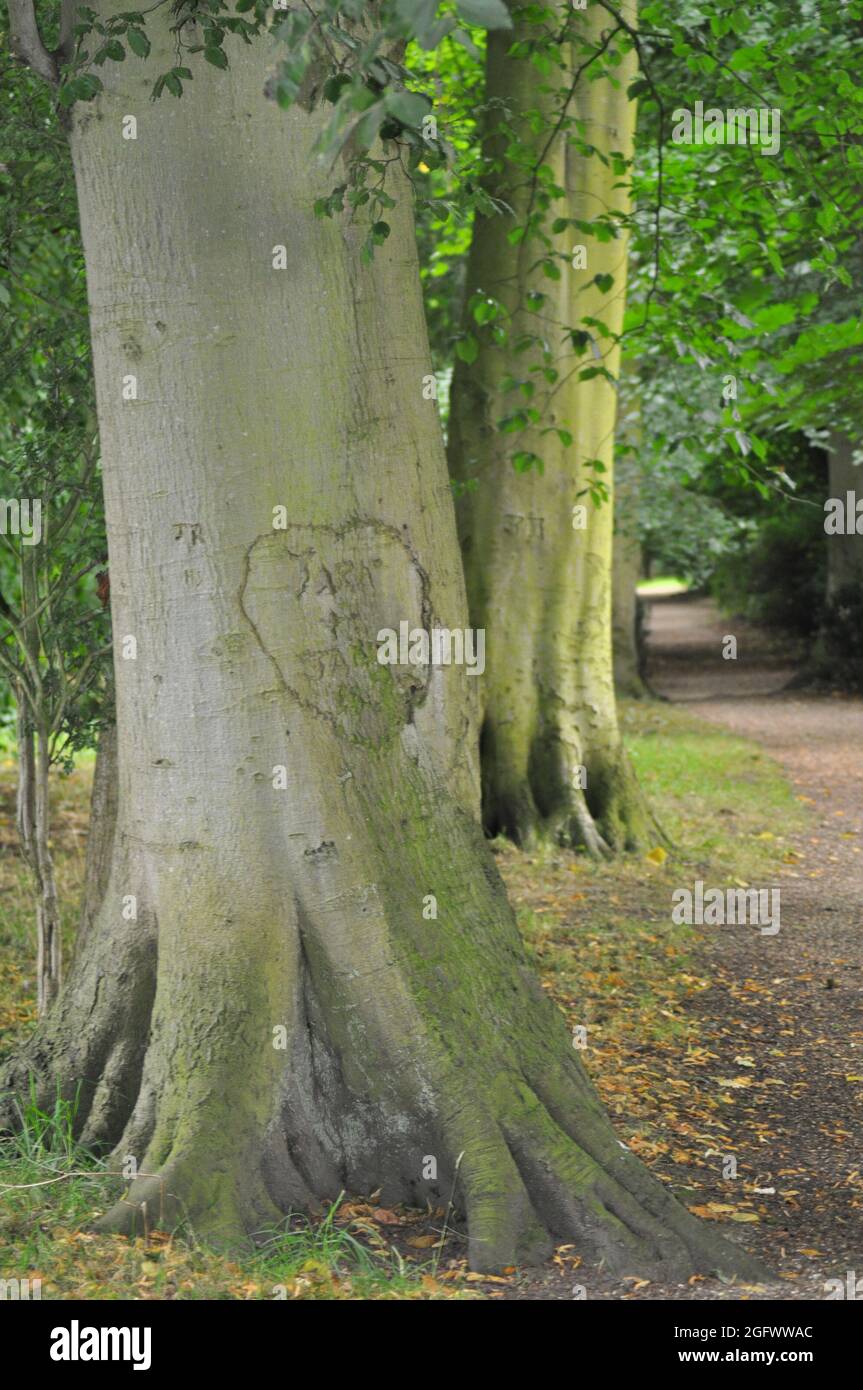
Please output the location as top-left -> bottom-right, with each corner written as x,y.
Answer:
455,0 -> 512,31
455,334 -> 479,364
472,297 -> 498,325
204,46 -> 229,69
62,74 -> 103,103
385,90 -> 433,128
127,27 -> 150,59
512,450 -> 543,474
395,0 -> 438,36
355,101 -> 387,150
323,73 -> 352,104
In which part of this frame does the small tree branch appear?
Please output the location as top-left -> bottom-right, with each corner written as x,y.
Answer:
8,0 -> 59,86
58,0 -> 78,63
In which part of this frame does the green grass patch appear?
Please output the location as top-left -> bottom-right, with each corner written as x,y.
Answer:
636,576 -> 691,597
622,697 -> 807,878
0,1089 -> 471,1300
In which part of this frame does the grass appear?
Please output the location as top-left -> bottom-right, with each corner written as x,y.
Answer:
505,699 -> 807,1046
0,1091 -> 472,1301
0,698 -> 810,1299
623,697 -> 807,878
636,575 -> 691,597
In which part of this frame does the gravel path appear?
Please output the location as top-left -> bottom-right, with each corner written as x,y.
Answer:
633,593 -> 863,1301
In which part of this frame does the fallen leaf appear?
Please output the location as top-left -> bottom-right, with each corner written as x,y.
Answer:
371,1208 -> 400,1224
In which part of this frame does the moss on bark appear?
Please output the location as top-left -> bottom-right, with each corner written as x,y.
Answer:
448,3 -> 651,854
2,4 -> 761,1282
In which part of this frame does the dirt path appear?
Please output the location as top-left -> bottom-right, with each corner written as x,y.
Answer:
640,593 -> 863,1299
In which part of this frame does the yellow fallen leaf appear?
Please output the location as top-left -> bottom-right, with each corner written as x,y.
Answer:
688,1203 -> 735,1219
407,1235 -> 439,1249
645,846 -> 667,866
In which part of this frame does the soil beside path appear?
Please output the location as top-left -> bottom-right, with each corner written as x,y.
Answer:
632,593 -> 863,1300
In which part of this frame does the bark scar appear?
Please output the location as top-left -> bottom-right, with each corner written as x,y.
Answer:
236,517 -> 436,737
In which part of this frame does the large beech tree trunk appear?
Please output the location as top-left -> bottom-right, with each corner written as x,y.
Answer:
1,6 -> 762,1280
447,2 -> 650,855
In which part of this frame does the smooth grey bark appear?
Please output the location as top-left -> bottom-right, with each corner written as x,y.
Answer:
1,5 -> 765,1282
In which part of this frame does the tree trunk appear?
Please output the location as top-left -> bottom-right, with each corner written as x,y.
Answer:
612,473 -> 646,699
33,723 -> 62,1014
826,432 -> 863,596
14,712 -> 63,1015
612,387 -> 648,698
15,547 -> 63,1014
0,7 -> 763,1281
77,721 -> 118,952
447,3 -> 650,854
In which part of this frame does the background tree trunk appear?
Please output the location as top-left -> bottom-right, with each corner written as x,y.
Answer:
448,2 -> 651,854
1,5 -> 761,1281
826,432 -> 863,596
612,383 -> 648,698
612,468 -> 647,699
15,549 -> 62,1013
